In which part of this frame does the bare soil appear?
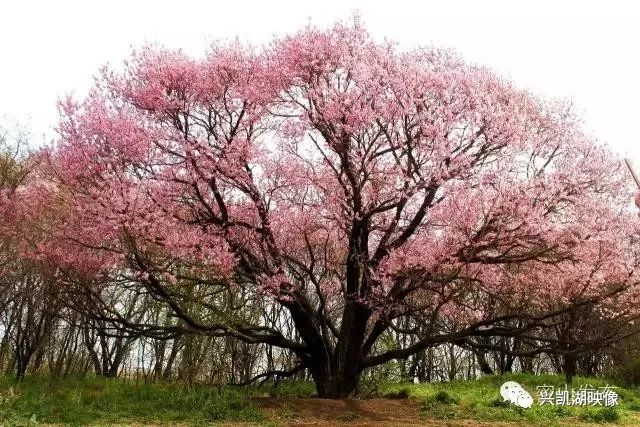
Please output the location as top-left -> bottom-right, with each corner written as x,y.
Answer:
253,397 -> 523,426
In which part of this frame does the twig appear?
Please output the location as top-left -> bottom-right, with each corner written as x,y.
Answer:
624,158 -> 640,189
229,364 -> 305,387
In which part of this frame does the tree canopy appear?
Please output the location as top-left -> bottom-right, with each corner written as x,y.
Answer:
2,20 -> 639,397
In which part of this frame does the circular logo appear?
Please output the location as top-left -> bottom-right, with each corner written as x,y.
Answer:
500,381 -> 533,408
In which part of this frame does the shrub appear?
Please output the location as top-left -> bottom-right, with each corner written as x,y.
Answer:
424,390 -> 460,410
433,390 -> 459,405
488,397 -> 510,408
579,407 -> 620,423
386,387 -> 411,399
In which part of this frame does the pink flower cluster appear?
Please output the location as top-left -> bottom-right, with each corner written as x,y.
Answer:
2,19 -> 639,319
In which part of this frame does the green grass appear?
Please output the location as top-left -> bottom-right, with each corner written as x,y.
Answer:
379,372 -> 640,425
1,374 -> 638,425
254,379 -> 316,398
0,376 -> 264,426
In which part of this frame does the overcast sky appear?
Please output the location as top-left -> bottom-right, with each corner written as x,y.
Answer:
1,1 -> 639,162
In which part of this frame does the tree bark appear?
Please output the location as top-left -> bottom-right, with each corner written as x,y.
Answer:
563,353 -> 577,385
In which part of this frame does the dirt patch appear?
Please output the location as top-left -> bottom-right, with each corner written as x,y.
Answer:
253,397 -> 516,426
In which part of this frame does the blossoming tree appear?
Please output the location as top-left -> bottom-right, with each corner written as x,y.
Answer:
10,21 -> 640,397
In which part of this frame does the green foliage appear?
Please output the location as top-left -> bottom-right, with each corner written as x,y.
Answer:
609,354 -> 640,387
0,375 -> 263,425
432,390 -> 459,405
1,373 -> 639,425
488,397 -> 510,408
579,406 -> 620,423
255,380 -> 316,398
379,372 -> 640,425
385,386 -> 411,399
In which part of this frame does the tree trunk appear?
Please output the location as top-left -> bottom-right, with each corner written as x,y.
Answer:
15,356 -> 29,381
162,336 -> 181,380
475,350 -> 493,375
295,297 -> 369,398
283,218 -> 373,399
309,357 -> 361,398
563,353 -> 577,385
520,355 -> 535,373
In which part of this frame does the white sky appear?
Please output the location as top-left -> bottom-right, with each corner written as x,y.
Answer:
1,0 -> 639,161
